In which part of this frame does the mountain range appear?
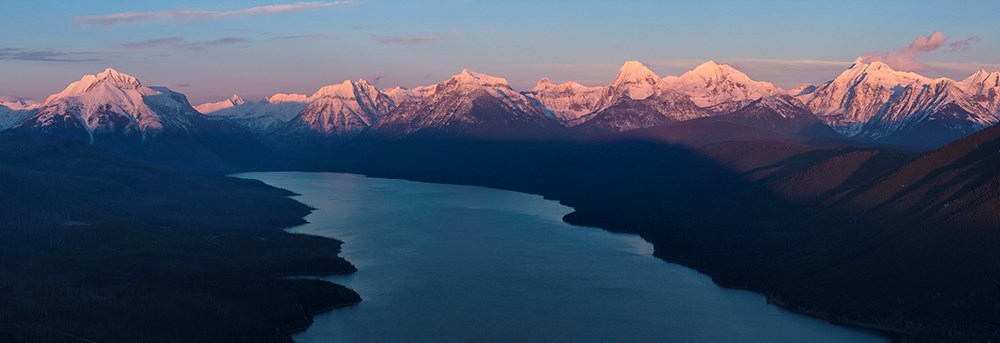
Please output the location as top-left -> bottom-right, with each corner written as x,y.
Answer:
179,58 -> 1000,148
2,58 -> 999,159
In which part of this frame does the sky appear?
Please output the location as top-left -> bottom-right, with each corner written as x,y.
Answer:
1,0 -> 998,104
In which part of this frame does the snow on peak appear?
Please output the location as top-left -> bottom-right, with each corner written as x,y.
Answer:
446,68 -> 509,88
26,68 -> 203,142
194,94 -> 247,114
686,61 -> 747,81
798,57 -> 996,138
613,60 -> 659,84
959,68 -> 1000,114
384,85 -> 436,104
282,78 -> 395,136
96,68 -> 141,86
533,77 -> 553,90
268,93 -> 310,103
529,77 -> 605,122
831,57 -> 932,89
662,60 -> 778,107
312,80 -> 361,99
962,69 -> 1000,86
610,60 -> 660,100
532,77 -> 596,93
0,95 -> 39,110
45,68 -> 155,104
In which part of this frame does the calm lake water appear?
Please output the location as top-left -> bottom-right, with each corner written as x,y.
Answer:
240,172 -> 888,343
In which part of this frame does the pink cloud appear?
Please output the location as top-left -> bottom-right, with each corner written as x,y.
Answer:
859,31 -> 962,71
77,1 -> 351,26
908,31 -> 948,52
121,37 -> 248,50
947,36 -> 981,52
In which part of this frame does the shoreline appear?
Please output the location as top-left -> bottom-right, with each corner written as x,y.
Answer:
650,253 -> 907,342
284,301 -> 363,335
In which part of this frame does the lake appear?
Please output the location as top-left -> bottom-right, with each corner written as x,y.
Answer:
240,172 -> 888,343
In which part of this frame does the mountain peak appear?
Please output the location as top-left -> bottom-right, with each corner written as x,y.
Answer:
0,95 -> 39,110
866,60 -> 892,71
963,68 -> 1000,85
614,60 -> 658,82
312,80 -> 364,99
694,60 -> 721,70
44,68 -> 154,104
608,61 -> 661,100
194,94 -> 247,114
848,57 -> 897,74
662,60 -> 778,108
682,60 -> 747,81
532,77 -> 554,92
93,68 -> 142,89
838,57 -> 930,85
97,67 -> 128,78
447,68 -> 508,87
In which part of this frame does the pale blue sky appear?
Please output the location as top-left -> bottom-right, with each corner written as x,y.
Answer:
1,0 -> 998,104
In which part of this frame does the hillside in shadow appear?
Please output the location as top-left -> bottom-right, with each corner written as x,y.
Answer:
0,134 -> 360,343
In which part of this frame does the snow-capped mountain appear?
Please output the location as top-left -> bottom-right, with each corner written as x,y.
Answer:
960,69 -> 1000,115
194,94 -> 245,114
11,68 -> 265,170
384,85 -> 436,105
662,60 -> 780,109
202,79 -> 395,140
371,69 -> 559,139
0,96 -> 36,130
0,95 -> 39,111
200,96 -> 307,136
15,68 -> 207,143
605,60 -> 664,102
274,79 -> 395,139
798,59 -> 997,147
528,78 -> 604,123
568,61 -> 710,133
531,60 -> 780,134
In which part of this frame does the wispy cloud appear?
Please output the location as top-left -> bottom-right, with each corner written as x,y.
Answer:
946,36 -> 981,52
859,31 -> 979,72
122,37 -> 185,49
272,34 -> 334,40
376,35 -> 442,45
0,47 -> 101,62
77,1 -> 352,26
363,74 -> 383,84
121,37 -> 249,50
173,83 -> 193,88
199,37 -> 248,47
